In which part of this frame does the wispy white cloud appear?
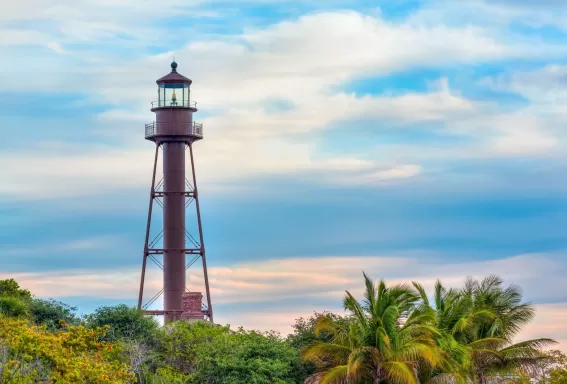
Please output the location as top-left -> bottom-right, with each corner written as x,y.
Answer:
5,9 -> 523,201
86,10 -> 532,108
0,142 -> 422,200
483,65 -> 567,105
1,7 -> 564,202
1,235 -> 122,256
0,29 -> 51,46
46,42 -> 68,55
9,252 -> 565,307
408,0 -> 567,33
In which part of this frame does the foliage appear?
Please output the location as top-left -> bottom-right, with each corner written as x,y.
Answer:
0,297 -> 29,319
0,316 -> 135,383
424,276 -> 556,384
303,273 -> 442,384
0,343 -> 51,383
288,312 -> 354,350
191,328 -> 304,384
146,366 -> 192,383
143,321 -> 303,384
28,299 -> 79,331
154,320 -> 230,376
302,274 -> 556,384
288,312 -> 355,379
0,276 -> 556,384
0,280 -> 32,302
542,365 -> 567,384
84,304 -> 159,343
535,350 -> 567,384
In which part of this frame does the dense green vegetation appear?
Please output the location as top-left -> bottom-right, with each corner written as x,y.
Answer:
0,275 -> 564,383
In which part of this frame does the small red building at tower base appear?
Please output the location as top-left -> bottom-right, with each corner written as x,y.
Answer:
181,292 -> 206,321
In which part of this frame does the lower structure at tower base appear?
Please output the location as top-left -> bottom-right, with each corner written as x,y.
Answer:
181,292 -> 206,321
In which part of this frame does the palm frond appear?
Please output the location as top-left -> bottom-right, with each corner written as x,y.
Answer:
315,315 -> 348,340
302,341 -> 352,364
394,340 -> 442,368
403,308 -> 436,329
363,271 -> 378,315
435,280 -> 446,311
413,281 -> 430,307
382,305 -> 401,340
383,361 -> 418,384
343,291 -> 367,326
499,338 -> 557,352
320,365 -> 349,384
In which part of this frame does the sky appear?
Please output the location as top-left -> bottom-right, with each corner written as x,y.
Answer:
1,0 -> 567,350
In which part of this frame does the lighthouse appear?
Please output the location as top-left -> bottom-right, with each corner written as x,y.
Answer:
137,62 -> 213,323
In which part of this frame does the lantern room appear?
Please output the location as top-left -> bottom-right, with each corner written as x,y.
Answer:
153,61 -> 196,109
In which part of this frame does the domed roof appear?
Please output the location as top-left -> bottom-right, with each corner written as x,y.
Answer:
156,61 -> 192,85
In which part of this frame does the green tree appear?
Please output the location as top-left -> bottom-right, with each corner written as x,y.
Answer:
419,276 -> 555,384
288,312 -> 354,351
461,276 -> 554,384
0,296 -> 29,318
192,328 -> 304,384
145,321 -> 305,384
0,279 -> 32,301
0,279 -> 32,319
28,298 -> 79,330
288,312 -> 354,380
303,273 -> 442,384
155,320 -> 230,377
84,304 -> 159,343
541,352 -> 567,384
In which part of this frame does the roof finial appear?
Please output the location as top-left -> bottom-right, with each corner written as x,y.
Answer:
171,56 -> 178,72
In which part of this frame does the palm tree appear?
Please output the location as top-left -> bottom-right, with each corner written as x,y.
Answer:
419,276 -> 555,384
303,273 -> 443,384
413,281 -> 472,384
463,276 -> 556,384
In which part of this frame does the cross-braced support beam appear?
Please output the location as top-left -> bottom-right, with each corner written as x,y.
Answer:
137,142 -> 213,323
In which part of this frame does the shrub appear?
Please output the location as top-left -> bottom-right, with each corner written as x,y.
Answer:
0,316 -> 135,383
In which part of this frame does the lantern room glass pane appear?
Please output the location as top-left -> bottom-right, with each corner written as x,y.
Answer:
158,83 -> 190,107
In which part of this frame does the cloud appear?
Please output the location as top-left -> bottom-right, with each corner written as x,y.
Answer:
0,30 -> 50,46
474,66 -> 567,155
484,65 -> 567,105
1,235 -> 120,257
1,8 -> 564,204
521,303 -> 567,351
7,8 -> 521,201
0,0 -> 201,31
10,251 -> 565,306
0,8 -> 537,97
407,0 -> 567,33
0,141 -> 423,200
336,164 -> 423,185
191,253 -> 567,306
46,42 -> 68,55
86,10 -> 528,108
491,131 -> 557,155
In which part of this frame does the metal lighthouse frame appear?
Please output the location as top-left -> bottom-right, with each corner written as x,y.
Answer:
137,61 -> 213,323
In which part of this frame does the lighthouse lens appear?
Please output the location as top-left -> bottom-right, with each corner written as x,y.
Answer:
159,83 -> 189,107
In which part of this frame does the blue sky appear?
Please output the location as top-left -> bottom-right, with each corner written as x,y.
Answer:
1,0 -> 567,347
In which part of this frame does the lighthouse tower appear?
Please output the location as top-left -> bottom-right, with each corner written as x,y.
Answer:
137,62 -> 213,323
